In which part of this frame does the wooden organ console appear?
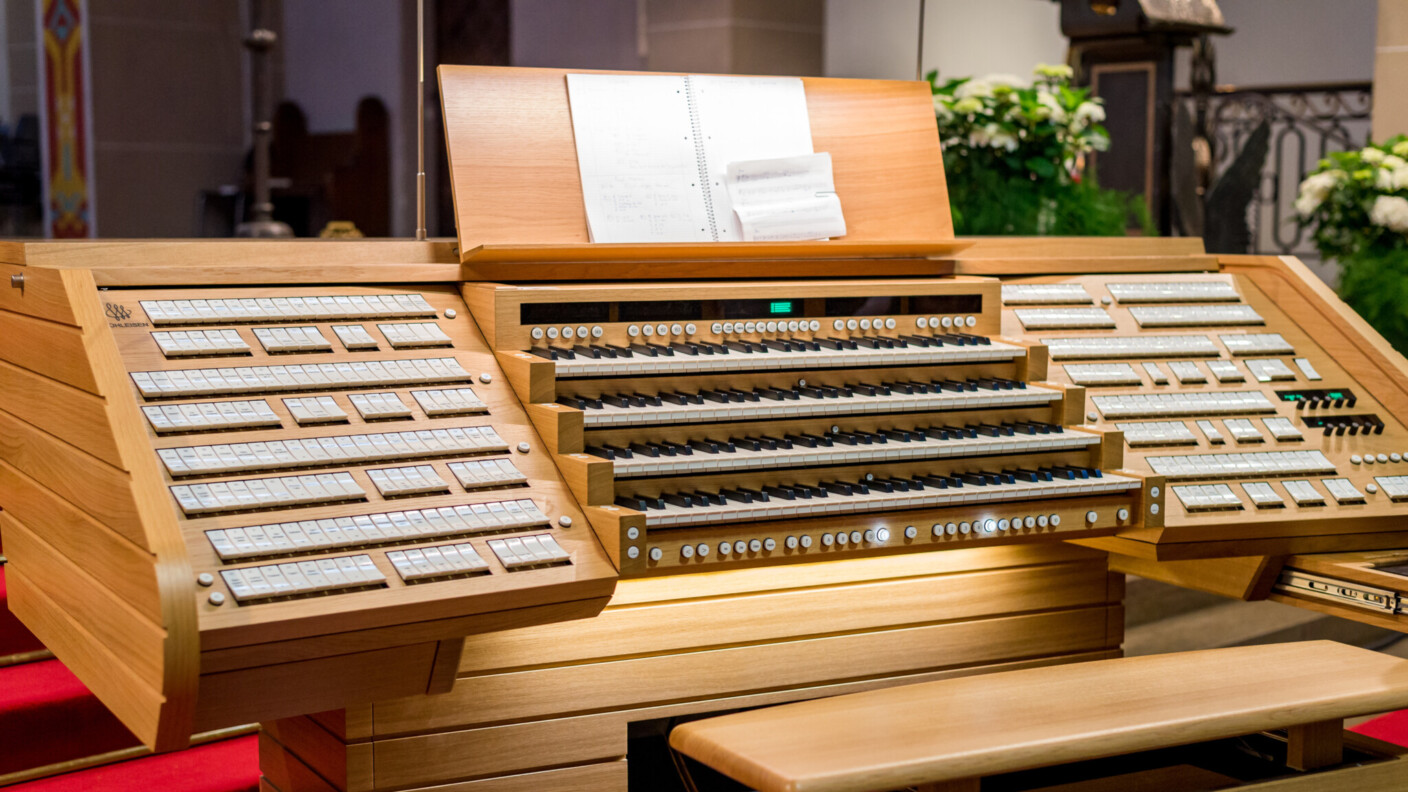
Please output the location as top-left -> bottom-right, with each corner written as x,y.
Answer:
5,67 -> 1408,791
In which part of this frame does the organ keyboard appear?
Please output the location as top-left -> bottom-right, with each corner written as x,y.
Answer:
469,279 -> 1161,576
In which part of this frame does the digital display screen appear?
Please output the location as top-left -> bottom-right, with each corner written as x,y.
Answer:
770,300 -> 794,315
518,292 -> 985,326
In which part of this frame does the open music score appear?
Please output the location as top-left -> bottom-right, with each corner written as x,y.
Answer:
468,278 -> 1162,576
999,273 -> 1408,559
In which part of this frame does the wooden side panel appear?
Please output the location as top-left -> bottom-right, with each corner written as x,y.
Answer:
0,358 -> 122,465
195,642 -> 441,732
0,309 -> 99,392
1113,554 -> 1283,601
5,565 -> 166,745
0,459 -> 161,619
0,261 -> 78,323
372,713 -> 626,790
374,606 -> 1116,735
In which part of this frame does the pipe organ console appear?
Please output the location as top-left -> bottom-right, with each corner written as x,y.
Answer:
470,279 -> 1157,576
8,65 -> 1408,792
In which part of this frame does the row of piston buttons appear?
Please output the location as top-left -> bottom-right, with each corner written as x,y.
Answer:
916,316 -> 979,329
650,527 -> 900,562
711,320 -> 824,334
1351,453 -> 1405,464
933,513 -> 1068,537
531,325 -> 607,340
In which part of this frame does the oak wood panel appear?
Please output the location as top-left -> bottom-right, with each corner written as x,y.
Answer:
372,605 -> 1119,734
456,561 -> 1112,674
62,267 -> 203,750
5,565 -> 165,745
263,716 -> 367,792
1110,554 -> 1283,600
668,642 -> 1408,792
438,66 -> 955,260
195,642 -> 440,732
0,359 -> 122,465
463,258 -> 955,282
0,309 -> 98,392
259,735 -> 341,792
0,260 -> 78,323
2,514 -> 165,684
0,459 -> 161,618
392,762 -> 628,792
0,400 -> 145,546
426,639 -> 465,695
371,712 -> 626,789
198,598 -> 608,673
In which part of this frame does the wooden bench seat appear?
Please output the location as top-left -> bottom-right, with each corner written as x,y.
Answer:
669,641 -> 1408,792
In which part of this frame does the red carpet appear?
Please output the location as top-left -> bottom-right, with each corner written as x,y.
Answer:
1351,709 -> 1408,747
0,659 -> 138,775
6,735 -> 260,792
0,566 -> 45,657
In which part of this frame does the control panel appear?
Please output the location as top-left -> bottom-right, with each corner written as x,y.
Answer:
468,278 -> 1161,576
1001,273 -> 1408,558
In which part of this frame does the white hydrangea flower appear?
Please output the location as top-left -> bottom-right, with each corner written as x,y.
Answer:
1086,130 -> 1110,152
952,96 -> 984,115
933,96 -> 954,121
1073,101 -> 1106,129
1363,147 -> 1386,165
1295,170 -> 1345,215
955,80 -> 994,100
1034,63 -> 1073,79
1395,141 -> 1408,158
1383,154 -> 1406,170
969,123 -> 1018,151
1036,90 -> 1067,123
1395,167 -> 1408,191
1369,195 -> 1408,233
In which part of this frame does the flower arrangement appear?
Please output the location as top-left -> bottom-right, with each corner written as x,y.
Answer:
929,64 -> 1150,236
1297,135 -> 1408,351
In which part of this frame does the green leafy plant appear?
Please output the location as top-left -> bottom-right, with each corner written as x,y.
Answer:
928,64 -> 1151,236
1297,136 -> 1408,351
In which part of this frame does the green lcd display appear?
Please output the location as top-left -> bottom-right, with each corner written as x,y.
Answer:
769,301 -> 794,315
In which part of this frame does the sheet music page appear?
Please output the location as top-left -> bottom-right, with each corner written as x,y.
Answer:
565,73 -> 712,243
690,76 -> 816,241
726,153 -> 847,241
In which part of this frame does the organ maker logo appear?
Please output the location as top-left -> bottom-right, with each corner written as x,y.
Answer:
103,301 -> 145,328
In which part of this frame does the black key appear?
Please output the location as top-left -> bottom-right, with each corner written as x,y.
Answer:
761,435 -> 794,449
670,343 -> 699,356
630,344 -> 659,357
530,347 -> 555,361
867,478 -> 896,493
738,487 -> 770,502
916,474 -> 952,489
724,341 -> 759,354
548,345 -> 576,359
960,472 -> 991,486
785,433 -> 818,448
720,488 -> 755,504
761,339 -> 791,351
694,491 -> 727,506
690,439 -> 721,454
882,428 -> 919,442
603,344 -> 633,357
663,492 -> 696,508
899,335 -> 933,347
629,443 -> 660,458
647,343 -> 676,356
745,436 -> 778,451
616,494 -> 664,511
701,390 -> 732,403
557,395 -> 602,410
574,345 -> 605,359
585,445 -> 617,460
735,437 -> 763,452
763,485 -> 796,500
709,437 -> 738,453
728,389 -> 761,402
659,441 -> 692,456
822,480 -> 866,496
632,392 -> 663,407
601,393 -> 633,408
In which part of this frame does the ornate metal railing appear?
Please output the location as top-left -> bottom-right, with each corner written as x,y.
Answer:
1176,81 -> 1373,261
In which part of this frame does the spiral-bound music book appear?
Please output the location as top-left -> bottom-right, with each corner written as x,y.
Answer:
566,73 -> 837,244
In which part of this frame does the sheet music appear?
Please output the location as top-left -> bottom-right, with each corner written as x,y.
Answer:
565,73 -> 822,243
726,153 -> 846,242
565,74 -> 711,243
689,76 -> 816,241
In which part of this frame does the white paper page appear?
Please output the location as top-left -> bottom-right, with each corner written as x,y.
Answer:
726,153 -> 847,242
565,74 -> 712,243
691,76 -> 815,241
